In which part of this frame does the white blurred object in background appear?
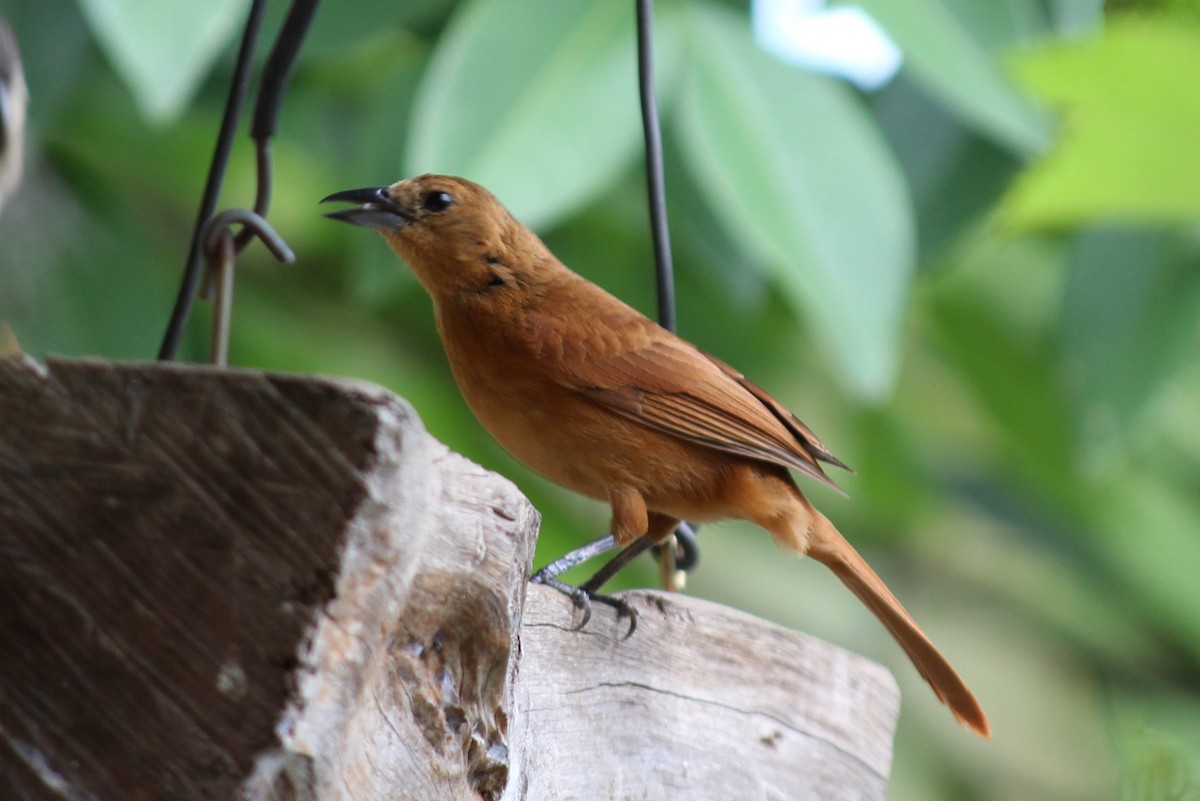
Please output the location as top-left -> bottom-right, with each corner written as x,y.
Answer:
0,19 -> 28,217
752,0 -> 901,91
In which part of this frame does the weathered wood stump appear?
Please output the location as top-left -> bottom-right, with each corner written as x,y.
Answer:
0,357 -> 899,801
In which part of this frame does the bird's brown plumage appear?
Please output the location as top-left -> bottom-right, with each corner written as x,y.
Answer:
323,174 -> 990,738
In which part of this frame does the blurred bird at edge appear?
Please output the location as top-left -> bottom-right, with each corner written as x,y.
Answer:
0,19 -> 27,217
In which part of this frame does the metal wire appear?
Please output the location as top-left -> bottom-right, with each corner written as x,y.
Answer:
157,0 -> 269,361
570,0 -> 700,596
638,0 -> 700,582
158,0 -> 321,361
636,0 -> 677,334
236,0 -> 320,252
200,209 -> 295,366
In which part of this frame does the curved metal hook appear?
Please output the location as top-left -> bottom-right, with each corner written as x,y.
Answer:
199,208 -> 294,367
202,207 -> 294,264
204,231 -> 236,366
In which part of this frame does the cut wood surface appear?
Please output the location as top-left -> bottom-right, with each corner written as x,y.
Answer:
0,357 -> 899,801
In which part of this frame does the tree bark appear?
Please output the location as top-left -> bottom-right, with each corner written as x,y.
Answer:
0,356 -> 898,801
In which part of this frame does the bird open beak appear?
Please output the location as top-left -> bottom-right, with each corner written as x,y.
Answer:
321,186 -> 413,230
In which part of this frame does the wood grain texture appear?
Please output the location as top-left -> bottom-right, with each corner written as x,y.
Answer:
513,587 -> 898,801
0,356 -> 898,801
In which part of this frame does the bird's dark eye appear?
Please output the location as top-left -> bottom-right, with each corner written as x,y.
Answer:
421,191 -> 454,213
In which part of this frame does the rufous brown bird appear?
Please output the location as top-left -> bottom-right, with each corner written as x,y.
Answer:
0,20 -> 28,216
323,174 -> 990,738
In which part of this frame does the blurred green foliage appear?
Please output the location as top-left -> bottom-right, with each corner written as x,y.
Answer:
1,0 -> 1198,799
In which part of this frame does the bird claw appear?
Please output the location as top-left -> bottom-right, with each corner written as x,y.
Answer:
530,572 -> 637,637
598,594 -> 638,638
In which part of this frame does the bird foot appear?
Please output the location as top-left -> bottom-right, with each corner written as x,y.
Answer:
530,571 -> 638,636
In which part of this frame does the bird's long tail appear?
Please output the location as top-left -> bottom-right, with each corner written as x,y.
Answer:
806,510 -> 991,738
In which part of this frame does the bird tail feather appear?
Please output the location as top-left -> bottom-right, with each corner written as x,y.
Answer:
807,511 -> 991,738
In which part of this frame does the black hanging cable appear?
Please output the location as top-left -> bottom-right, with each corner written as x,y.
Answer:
537,0 -> 698,600
251,0 -> 319,152
235,0 -> 321,250
563,0 -> 699,596
157,0 -> 269,360
158,0 -> 321,361
637,0 -> 700,575
635,0 -> 676,334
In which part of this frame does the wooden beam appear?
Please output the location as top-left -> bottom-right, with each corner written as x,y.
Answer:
0,356 -> 898,801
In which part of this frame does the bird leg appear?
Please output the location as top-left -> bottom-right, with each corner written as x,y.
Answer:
582,510 -> 679,597
531,533 -> 620,582
530,533 -> 637,632
530,506 -> 694,635
579,536 -> 655,596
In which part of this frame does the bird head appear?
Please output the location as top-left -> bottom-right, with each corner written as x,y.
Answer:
322,174 -> 542,298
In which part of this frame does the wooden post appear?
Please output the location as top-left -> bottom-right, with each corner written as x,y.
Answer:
0,357 -> 899,801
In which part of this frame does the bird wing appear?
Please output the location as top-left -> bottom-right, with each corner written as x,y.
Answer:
700,351 -> 849,472
526,296 -> 847,491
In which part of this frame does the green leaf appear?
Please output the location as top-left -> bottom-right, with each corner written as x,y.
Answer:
1060,228 -> 1200,462
927,294 -> 1074,485
852,0 -> 1051,155
872,75 -> 1022,261
1093,474 -> 1200,664
406,0 -> 680,229
1002,16 -> 1200,227
1117,724 -> 1200,801
676,1 -> 914,399
1046,0 -> 1106,37
75,0 -> 249,123
940,0 -> 1048,48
